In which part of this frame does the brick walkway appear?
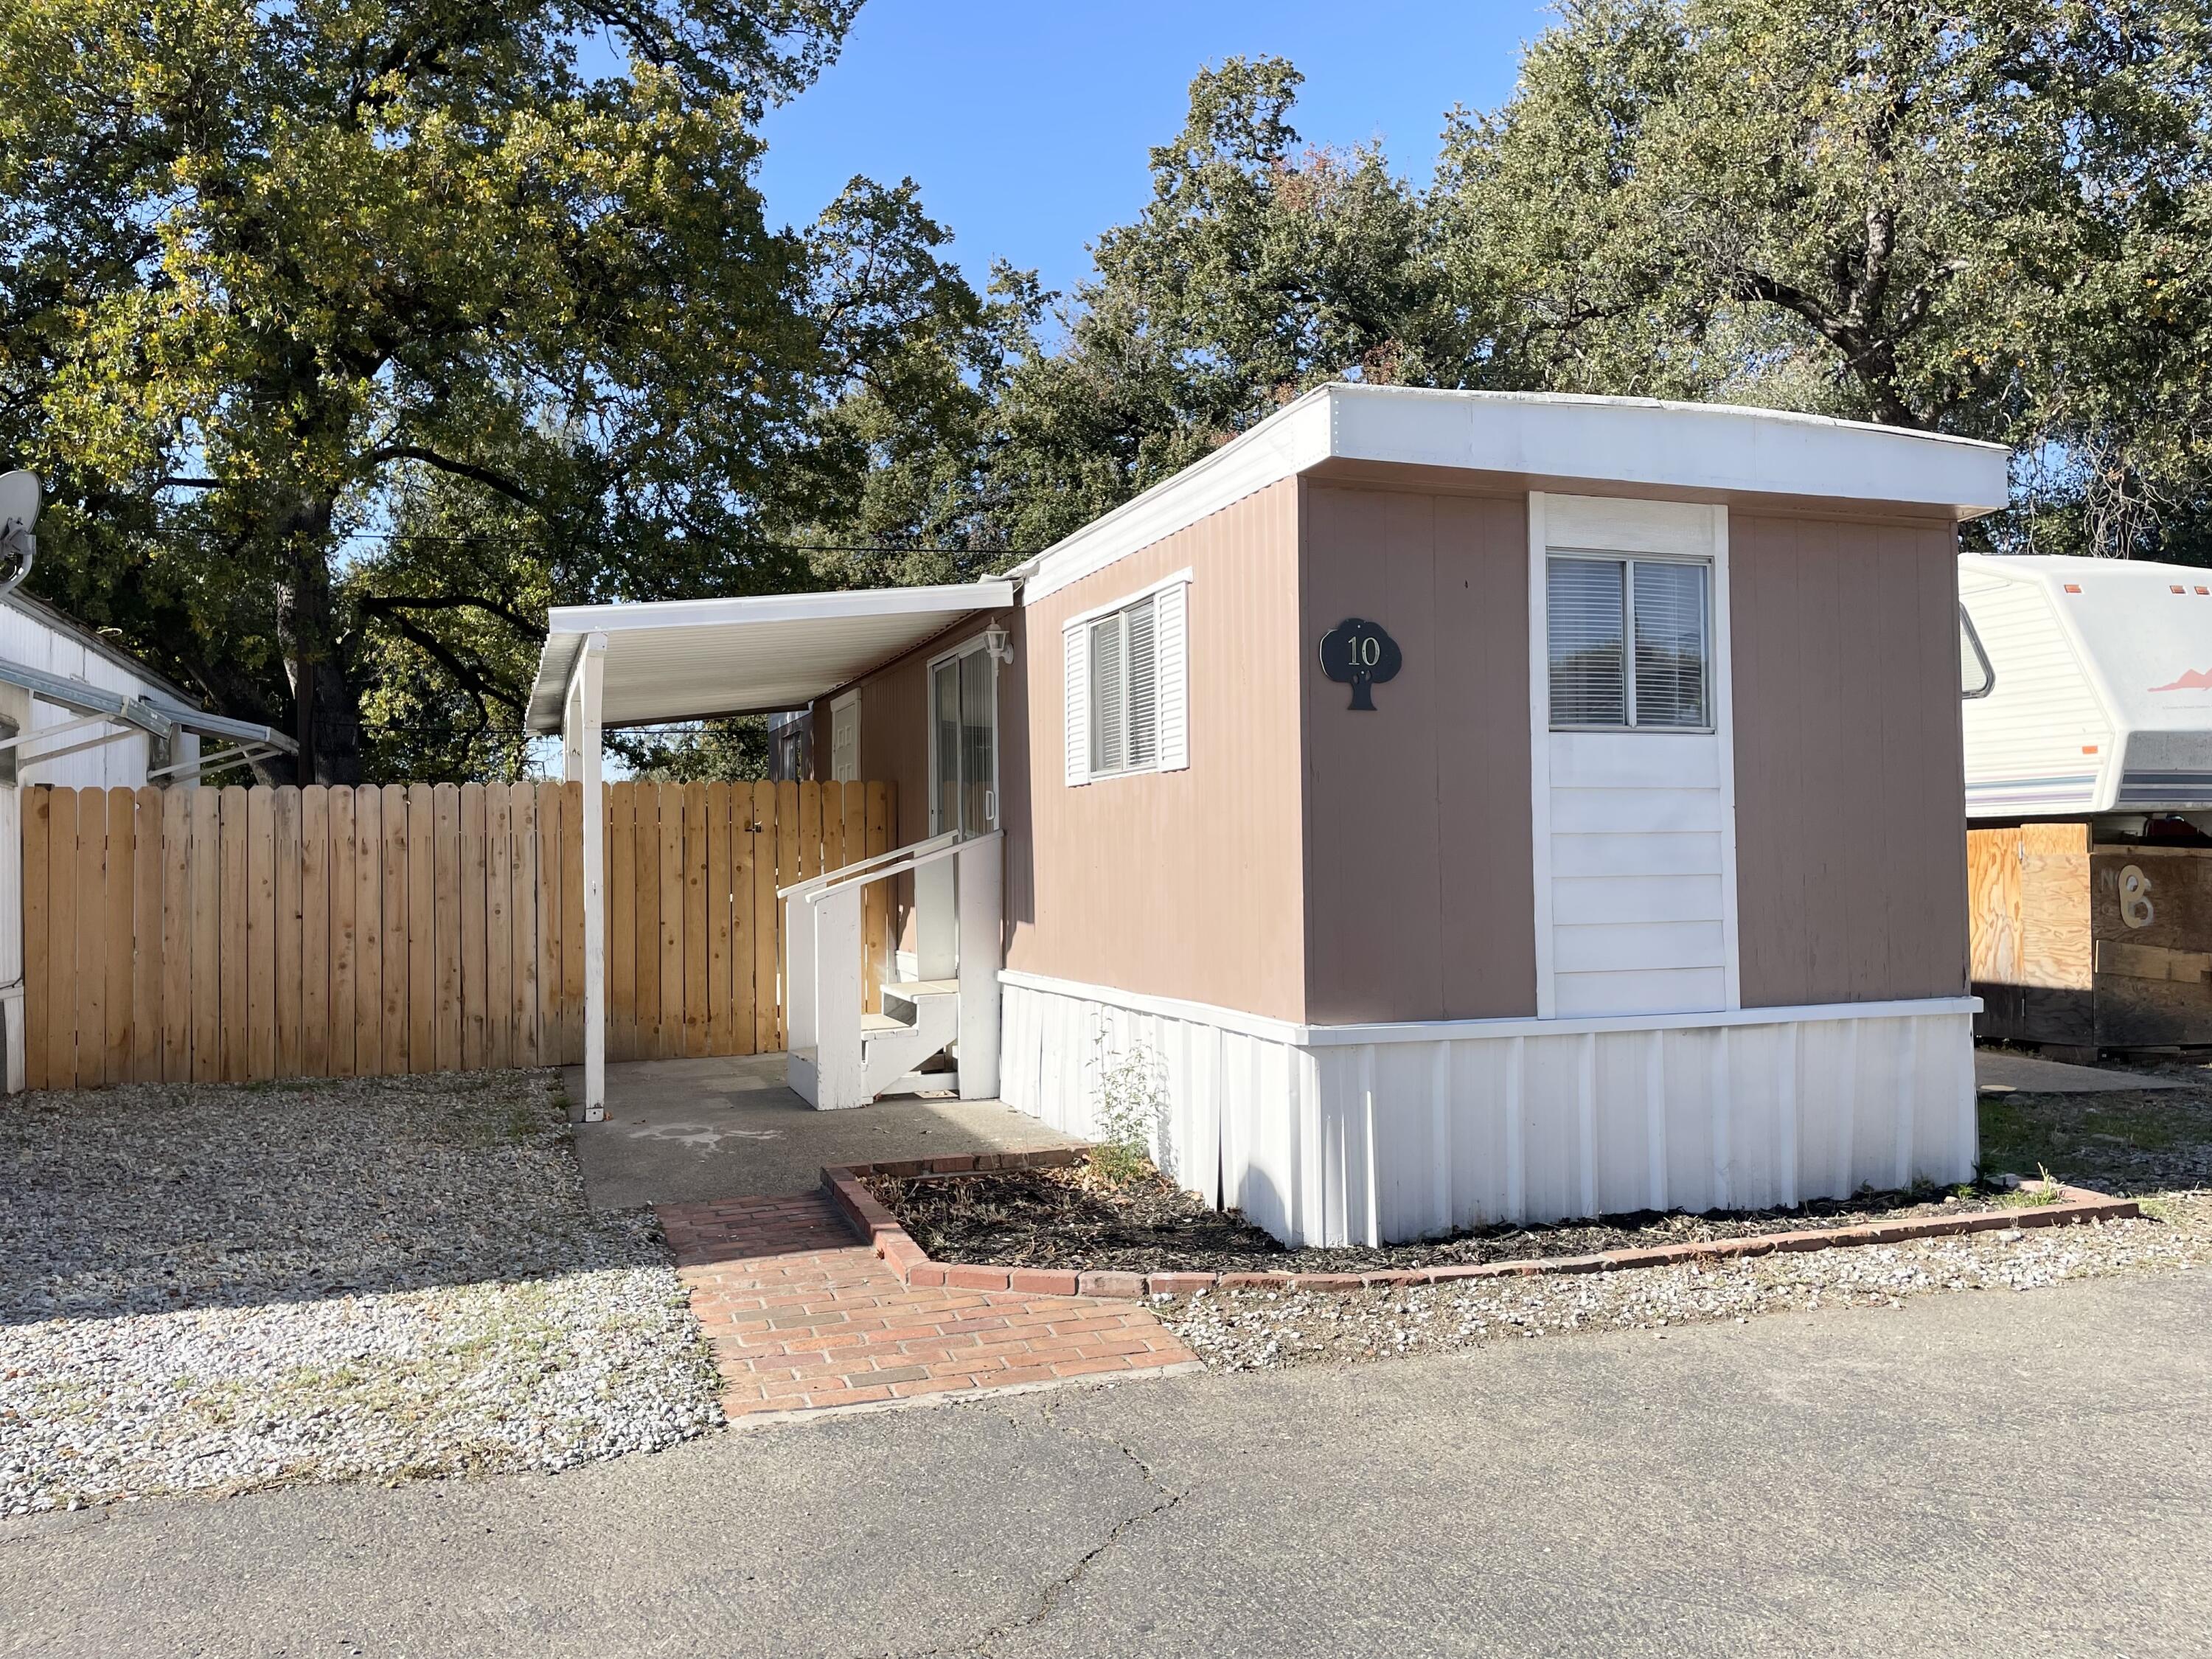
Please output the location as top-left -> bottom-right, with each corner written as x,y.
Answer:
658,1192 -> 1200,1422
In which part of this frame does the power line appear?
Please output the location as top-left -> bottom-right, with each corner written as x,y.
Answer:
118,524 -> 1039,557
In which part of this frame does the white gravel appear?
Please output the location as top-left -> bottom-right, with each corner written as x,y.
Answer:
0,1071 -> 719,1517
1164,1196 -> 2212,1371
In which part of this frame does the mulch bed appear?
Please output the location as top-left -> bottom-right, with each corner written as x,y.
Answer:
860,1163 -> 2062,1277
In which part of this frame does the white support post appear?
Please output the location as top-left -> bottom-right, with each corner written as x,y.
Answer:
956,835 -> 1002,1100
0,678 -> 26,1093
813,885 -> 866,1109
562,633 -> 609,1121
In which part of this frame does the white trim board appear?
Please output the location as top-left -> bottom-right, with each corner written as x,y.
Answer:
997,968 -> 1975,1048
1006,383 -> 2010,605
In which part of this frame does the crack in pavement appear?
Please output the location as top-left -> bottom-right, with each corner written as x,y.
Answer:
872,1398 -> 1191,1659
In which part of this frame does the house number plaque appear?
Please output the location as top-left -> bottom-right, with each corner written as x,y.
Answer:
1318,618 -> 1402,711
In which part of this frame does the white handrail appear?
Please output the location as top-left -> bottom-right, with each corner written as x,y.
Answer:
780,828 -> 1001,904
776,830 -> 957,902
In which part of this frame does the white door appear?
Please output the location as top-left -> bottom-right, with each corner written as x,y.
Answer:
829,692 -> 860,783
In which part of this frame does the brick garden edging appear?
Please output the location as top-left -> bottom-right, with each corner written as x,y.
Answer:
821,1155 -> 2143,1301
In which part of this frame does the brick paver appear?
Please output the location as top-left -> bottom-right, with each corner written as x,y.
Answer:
659,1192 -> 1201,1422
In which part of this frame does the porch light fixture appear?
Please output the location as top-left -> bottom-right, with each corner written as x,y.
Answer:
984,625 -> 1014,666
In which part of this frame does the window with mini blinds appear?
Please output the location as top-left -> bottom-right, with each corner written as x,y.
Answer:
1062,579 -> 1189,784
1548,554 -> 1712,730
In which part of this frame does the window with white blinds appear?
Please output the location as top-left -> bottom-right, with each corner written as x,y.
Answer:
1548,554 -> 1711,730
1089,593 -> 1158,774
1065,577 -> 1188,784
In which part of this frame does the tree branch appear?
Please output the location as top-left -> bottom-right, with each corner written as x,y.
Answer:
358,442 -> 543,512
376,611 -> 528,715
355,591 -> 544,641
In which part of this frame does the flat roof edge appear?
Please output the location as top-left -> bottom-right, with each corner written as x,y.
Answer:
1013,385 -> 2012,605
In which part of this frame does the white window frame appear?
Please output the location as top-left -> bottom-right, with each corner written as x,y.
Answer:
1062,568 -> 1190,787
1545,551 -> 1716,734
927,633 -> 999,835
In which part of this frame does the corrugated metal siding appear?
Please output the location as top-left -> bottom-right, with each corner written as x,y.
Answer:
1958,567 -> 2110,817
1001,977 -> 1976,1247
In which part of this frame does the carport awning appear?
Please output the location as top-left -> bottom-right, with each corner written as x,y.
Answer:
524,581 -> 1015,732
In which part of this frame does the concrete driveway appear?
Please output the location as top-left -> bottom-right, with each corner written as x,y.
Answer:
7,1267 -> 2207,1658
563,1054 -> 1081,1208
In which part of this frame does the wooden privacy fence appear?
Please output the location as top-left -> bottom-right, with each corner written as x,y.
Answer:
21,778 -> 895,1091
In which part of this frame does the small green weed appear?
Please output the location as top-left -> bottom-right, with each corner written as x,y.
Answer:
1090,1040 -> 1164,1187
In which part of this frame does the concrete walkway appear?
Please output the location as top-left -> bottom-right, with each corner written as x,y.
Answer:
7,1267 -> 2207,1658
563,1054 -> 1081,1209
1974,1048 -> 2188,1094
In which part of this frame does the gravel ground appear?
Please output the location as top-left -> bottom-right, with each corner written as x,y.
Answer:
0,1071 -> 718,1517
1164,1057 -> 2212,1371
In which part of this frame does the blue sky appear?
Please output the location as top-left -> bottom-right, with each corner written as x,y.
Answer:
752,0 -> 1557,301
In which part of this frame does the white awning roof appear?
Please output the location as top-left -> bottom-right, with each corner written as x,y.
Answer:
526,581 -> 1015,733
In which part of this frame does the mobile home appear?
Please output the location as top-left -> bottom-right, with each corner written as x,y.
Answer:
530,385 -> 2010,1245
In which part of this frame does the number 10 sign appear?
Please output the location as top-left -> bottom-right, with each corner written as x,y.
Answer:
1318,618 -> 1403,711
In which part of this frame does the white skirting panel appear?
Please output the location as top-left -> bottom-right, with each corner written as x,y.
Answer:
998,973 -> 1978,1248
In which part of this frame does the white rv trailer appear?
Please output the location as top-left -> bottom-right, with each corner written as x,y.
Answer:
1959,553 -> 2212,826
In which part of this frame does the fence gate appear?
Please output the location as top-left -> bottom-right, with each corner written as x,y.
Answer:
20,778 -> 894,1091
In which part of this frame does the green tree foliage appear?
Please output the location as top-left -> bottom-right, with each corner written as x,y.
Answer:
970,57 -> 1457,552
0,0 -> 989,779
974,8 -> 2212,563
1430,0 -> 2212,556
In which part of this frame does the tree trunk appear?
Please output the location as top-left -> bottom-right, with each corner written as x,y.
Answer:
275,500 -> 366,785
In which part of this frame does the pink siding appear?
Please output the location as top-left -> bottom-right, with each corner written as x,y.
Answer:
1006,480 -> 1309,1022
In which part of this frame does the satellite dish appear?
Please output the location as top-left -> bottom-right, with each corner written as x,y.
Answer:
0,470 -> 38,598
0,471 -> 37,539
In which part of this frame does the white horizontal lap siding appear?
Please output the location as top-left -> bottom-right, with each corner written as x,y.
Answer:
1958,569 -> 2111,817
1532,494 -> 1736,1020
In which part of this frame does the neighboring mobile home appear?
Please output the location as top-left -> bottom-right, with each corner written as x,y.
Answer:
1958,554 -> 2212,1057
529,385 -> 2010,1246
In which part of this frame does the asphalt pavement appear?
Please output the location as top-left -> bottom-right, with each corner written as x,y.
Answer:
5,1266 -> 2207,1658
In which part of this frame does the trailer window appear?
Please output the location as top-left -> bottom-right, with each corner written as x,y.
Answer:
1959,605 -> 1994,699
1548,554 -> 1711,731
